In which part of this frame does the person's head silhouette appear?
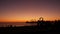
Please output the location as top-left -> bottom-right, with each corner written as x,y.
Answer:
39,17 -> 43,21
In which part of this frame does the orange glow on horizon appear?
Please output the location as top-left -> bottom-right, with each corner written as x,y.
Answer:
0,17 -> 60,22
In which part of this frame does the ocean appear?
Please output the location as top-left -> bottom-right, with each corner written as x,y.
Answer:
0,22 -> 37,27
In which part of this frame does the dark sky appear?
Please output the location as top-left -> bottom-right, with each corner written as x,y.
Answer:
0,0 -> 60,22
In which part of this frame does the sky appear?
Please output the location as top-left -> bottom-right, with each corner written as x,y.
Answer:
0,0 -> 60,22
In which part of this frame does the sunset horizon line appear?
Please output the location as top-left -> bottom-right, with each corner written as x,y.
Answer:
0,18 -> 60,22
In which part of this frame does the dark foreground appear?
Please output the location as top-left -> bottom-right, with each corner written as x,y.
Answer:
0,26 -> 60,32
0,25 -> 60,33
0,20 -> 60,33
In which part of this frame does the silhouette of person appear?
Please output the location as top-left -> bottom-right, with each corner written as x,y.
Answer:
37,17 -> 44,26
